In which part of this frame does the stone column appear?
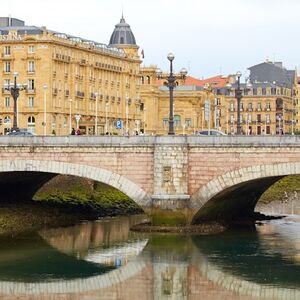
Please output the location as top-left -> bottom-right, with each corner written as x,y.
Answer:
150,143 -> 190,226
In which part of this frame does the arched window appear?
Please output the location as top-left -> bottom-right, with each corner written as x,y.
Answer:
141,77 -> 144,84
146,76 -> 151,84
27,116 -> 35,134
174,115 -> 181,128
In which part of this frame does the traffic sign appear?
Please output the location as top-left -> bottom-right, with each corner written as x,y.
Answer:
116,120 -> 122,129
204,100 -> 211,121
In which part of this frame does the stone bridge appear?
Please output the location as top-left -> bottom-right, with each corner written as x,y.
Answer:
0,135 -> 299,225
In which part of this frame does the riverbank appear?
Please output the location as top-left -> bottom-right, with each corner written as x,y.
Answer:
131,221 -> 227,234
258,175 -> 300,214
0,175 -> 143,236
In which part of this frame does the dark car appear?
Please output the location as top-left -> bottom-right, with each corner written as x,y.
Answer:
7,130 -> 34,136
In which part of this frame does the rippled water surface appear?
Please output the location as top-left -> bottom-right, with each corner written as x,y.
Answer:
0,214 -> 299,300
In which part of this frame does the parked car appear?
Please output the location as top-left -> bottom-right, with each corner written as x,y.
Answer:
197,129 -> 226,136
7,130 -> 34,136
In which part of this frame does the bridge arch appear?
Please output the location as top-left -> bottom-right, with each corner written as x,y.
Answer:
190,162 -> 300,224
0,159 -> 151,208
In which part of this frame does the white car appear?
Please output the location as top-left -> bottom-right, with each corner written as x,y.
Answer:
197,130 -> 226,136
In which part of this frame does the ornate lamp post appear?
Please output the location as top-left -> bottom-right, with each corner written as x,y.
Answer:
43,84 -> 47,135
4,72 -> 27,131
227,72 -> 252,135
156,53 -> 187,135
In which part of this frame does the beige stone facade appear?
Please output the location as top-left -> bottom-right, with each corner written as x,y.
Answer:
0,24 -> 142,135
216,85 -> 296,135
140,66 -> 215,135
140,66 -> 299,136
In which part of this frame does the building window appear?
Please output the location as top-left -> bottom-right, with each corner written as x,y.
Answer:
174,115 -> 181,128
230,114 -> 235,124
240,102 -> 243,111
4,46 -> 11,56
247,114 -> 252,123
27,116 -> 36,134
262,88 -> 266,95
257,102 -> 262,111
257,114 -> 262,122
4,97 -> 10,107
4,79 -> 10,87
248,103 -> 253,111
185,118 -> 191,128
163,118 -> 168,128
4,61 -> 10,73
28,61 -> 35,72
28,96 -> 34,107
253,88 -> 257,95
216,98 -> 221,105
230,102 -> 234,112
28,79 -> 35,90
28,45 -> 35,53
266,102 -> 271,111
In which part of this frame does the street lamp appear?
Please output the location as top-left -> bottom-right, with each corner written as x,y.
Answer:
43,84 -> 47,135
69,98 -> 72,133
105,102 -> 109,134
156,53 -> 187,135
4,72 -> 27,131
143,107 -> 147,135
125,96 -> 129,135
95,92 -> 98,135
203,83 -> 212,135
227,72 -> 252,135
75,114 -> 81,130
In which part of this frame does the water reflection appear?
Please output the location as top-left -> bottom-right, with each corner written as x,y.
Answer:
0,215 -> 299,300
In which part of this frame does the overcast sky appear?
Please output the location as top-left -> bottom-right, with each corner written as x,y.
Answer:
3,0 -> 300,79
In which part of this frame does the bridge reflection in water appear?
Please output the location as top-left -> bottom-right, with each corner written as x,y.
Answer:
0,215 -> 298,300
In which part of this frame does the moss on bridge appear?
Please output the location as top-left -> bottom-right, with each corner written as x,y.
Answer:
0,175 -> 144,236
259,175 -> 300,204
32,175 -> 143,217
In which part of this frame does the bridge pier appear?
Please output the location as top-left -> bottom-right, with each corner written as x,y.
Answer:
150,143 -> 192,226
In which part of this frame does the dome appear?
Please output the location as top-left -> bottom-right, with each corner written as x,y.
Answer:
109,15 -> 136,47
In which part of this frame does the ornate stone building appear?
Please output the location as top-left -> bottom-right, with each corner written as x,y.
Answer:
140,66 -> 215,135
0,16 -> 142,135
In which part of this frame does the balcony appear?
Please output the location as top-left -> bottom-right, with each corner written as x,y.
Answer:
75,74 -> 83,81
1,53 -> 13,60
79,59 -> 87,65
26,88 -> 36,94
76,91 -> 84,98
53,53 -> 71,63
1,88 -> 10,94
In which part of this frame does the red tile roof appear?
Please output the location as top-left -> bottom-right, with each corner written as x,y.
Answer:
184,75 -> 229,87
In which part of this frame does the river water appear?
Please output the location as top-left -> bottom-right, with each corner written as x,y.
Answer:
0,214 -> 299,300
